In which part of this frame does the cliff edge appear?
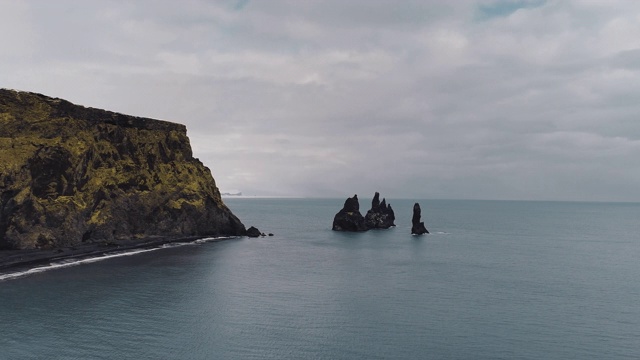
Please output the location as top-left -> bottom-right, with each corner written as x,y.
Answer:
0,89 -> 246,251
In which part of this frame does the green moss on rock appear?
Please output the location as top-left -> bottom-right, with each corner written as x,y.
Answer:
0,89 -> 245,250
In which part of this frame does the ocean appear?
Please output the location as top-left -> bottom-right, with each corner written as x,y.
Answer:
0,198 -> 639,359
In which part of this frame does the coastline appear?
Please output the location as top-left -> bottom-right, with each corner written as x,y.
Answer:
0,235 -> 241,276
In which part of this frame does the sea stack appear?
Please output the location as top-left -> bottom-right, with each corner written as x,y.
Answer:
0,89 -> 246,250
332,195 -> 368,231
364,192 -> 395,229
411,203 -> 429,235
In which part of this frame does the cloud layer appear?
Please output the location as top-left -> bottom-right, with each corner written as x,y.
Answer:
2,0 -> 640,201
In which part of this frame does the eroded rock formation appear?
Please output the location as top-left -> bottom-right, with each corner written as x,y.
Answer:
364,192 -> 395,229
332,194 -> 368,231
411,203 -> 429,235
0,89 -> 246,250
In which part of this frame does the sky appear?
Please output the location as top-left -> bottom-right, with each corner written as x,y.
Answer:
2,0 -> 640,201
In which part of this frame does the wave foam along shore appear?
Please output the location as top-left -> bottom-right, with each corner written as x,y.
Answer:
0,236 -> 235,282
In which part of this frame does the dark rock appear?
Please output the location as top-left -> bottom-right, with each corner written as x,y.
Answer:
332,194 -> 368,231
411,203 -> 429,235
0,89 -> 246,250
246,226 -> 261,238
268,233 -> 274,236
342,194 -> 360,212
364,192 -> 395,229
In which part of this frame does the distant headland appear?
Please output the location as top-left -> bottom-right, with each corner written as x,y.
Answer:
221,191 -> 243,196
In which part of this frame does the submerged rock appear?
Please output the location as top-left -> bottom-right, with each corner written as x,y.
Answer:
364,192 -> 395,229
0,89 -> 246,250
332,194 -> 368,231
411,203 -> 429,235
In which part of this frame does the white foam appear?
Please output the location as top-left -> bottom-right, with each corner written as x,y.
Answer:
0,248 -> 158,282
0,236 -> 232,282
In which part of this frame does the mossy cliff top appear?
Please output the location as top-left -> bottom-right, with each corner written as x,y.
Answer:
0,89 -> 245,250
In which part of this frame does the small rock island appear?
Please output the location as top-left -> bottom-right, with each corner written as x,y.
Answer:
411,203 -> 429,235
364,192 -> 395,229
0,89 -> 246,261
332,195 -> 368,231
332,192 -> 395,232
333,194 -> 431,235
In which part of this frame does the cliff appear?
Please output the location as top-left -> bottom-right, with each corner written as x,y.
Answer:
0,89 -> 245,251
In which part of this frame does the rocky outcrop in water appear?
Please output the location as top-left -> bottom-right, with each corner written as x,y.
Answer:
332,194 -> 368,231
411,203 -> 429,235
364,192 -> 395,229
246,226 -> 262,238
333,192 -> 396,232
0,89 -> 246,250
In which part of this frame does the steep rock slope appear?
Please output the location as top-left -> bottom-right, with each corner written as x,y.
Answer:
0,89 -> 245,250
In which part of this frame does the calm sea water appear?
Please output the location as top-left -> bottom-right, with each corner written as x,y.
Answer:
1,198 -> 639,359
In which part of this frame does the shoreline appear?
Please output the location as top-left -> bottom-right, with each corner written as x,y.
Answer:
0,235 -> 241,276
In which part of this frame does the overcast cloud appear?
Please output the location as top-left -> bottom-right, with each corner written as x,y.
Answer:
2,0 -> 640,201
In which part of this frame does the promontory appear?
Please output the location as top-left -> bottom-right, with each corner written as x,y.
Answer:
0,89 -> 246,266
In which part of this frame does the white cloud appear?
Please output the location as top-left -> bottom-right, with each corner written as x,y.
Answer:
0,1 -> 36,60
3,0 -> 640,200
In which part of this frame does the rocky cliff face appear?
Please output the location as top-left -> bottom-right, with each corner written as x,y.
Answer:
0,89 -> 245,250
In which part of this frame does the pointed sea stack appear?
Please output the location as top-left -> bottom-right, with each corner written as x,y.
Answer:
411,203 -> 429,235
0,89 -> 246,252
364,192 -> 395,229
332,195 -> 368,231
